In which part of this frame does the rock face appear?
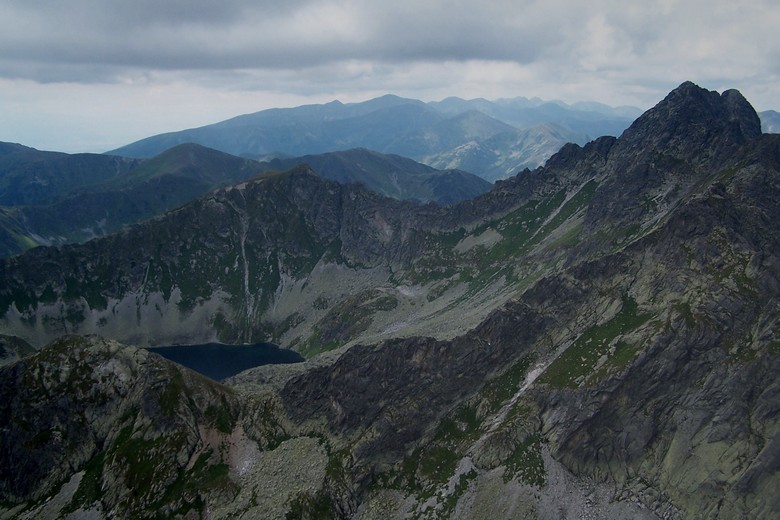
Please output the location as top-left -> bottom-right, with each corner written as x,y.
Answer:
0,334 -> 34,367
0,336 -> 244,518
0,82 -> 779,519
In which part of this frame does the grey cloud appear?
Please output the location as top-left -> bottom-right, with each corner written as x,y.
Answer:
0,0 -> 778,119
0,0 -> 582,80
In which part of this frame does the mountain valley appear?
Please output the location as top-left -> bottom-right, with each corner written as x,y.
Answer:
1,82 -> 779,519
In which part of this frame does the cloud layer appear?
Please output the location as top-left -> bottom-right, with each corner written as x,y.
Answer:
1,0 -> 778,152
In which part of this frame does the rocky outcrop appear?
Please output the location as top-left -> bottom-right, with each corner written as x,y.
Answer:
0,336 -> 245,518
0,335 -> 343,520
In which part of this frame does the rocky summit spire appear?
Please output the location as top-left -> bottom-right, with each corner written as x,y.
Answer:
617,81 -> 762,164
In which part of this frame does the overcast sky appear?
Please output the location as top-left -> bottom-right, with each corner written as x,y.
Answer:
1,0 -> 778,153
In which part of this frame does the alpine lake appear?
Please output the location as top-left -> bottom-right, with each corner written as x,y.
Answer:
146,342 -> 304,381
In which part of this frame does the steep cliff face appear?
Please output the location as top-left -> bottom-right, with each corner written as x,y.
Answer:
530,136 -> 780,517
0,82 -> 778,519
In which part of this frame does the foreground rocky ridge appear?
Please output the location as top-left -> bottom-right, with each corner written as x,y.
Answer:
1,82 -> 779,518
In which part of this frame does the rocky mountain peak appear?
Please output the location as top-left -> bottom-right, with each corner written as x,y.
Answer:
618,81 -> 762,163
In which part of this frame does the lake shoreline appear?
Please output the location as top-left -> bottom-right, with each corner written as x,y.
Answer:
145,342 -> 304,381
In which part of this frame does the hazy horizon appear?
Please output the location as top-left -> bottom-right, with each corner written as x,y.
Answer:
1,0 -> 777,153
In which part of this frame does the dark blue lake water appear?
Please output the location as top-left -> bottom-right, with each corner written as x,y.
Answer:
146,342 -> 304,381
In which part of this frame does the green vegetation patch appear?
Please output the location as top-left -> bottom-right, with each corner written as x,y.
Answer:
532,180 -> 598,249
285,489 -> 335,520
64,452 -> 105,513
384,444 -> 460,508
438,470 -> 478,519
302,289 -> 398,357
538,296 -> 651,388
673,301 -> 696,328
479,354 -> 537,414
106,421 -> 237,517
249,395 -> 292,451
205,400 -> 236,434
157,452 -> 235,513
404,228 -> 465,284
404,181 -> 596,292
503,433 -> 545,486
111,425 -> 180,496
299,330 -> 337,359
385,408 -> 476,497
158,367 -> 186,418
727,343 -> 759,365
432,406 -> 481,445
418,446 -> 462,483
380,353 -> 539,497
488,189 -> 567,257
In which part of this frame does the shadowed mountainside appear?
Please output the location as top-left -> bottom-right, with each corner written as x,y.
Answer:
0,143 -> 495,258
262,147 -> 492,205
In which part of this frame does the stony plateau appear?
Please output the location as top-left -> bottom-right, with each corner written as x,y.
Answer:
1,82 -> 779,518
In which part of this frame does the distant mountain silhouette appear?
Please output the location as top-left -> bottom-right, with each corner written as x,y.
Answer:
109,94 -> 640,180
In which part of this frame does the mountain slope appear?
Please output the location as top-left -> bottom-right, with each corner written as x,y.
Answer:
278,133 -> 780,516
0,335 -> 253,519
277,82 -> 780,518
109,96 -> 441,159
423,122 -> 578,181
0,142 -> 35,157
0,142 -> 489,258
263,148 -> 492,205
0,143 -> 266,258
429,95 -> 642,137
0,82 -> 778,518
0,147 -> 139,206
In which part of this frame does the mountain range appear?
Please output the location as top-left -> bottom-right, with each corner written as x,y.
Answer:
0,82 -> 779,519
760,109 -> 780,133
0,144 -> 490,258
109,94 -> 643,181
